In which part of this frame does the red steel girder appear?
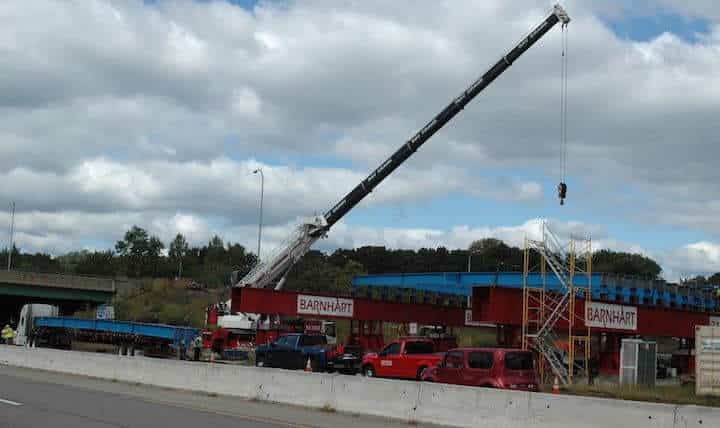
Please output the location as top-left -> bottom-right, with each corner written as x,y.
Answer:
231,287 -> 467,326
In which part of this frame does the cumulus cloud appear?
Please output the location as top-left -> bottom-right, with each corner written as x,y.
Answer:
1,0 -> 720,278
660,242 -> 720,279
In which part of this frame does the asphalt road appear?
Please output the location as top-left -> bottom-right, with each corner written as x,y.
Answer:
0,365 -> 443,428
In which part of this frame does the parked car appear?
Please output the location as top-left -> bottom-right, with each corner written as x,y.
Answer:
328,343 -> 363,374
255,333 -> 336,371
361,337 -> 443,380
421,348 -> 539,391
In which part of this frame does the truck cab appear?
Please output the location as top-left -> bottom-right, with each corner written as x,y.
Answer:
15,304 -> 59,346
361,338 -> 443,380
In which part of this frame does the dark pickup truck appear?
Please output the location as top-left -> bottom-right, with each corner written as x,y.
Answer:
255,333 -> 336,371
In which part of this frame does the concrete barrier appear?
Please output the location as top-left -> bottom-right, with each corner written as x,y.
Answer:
332,374 -> 420,421
1,346 -> 718,428
254,368 -> 335,408
414,381 -> 532,427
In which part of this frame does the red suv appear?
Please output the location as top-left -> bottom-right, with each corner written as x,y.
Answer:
421,348 -> 538,391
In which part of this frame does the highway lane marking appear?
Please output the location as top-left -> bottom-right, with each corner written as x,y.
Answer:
0,398 -> 23,406
138,397 -> 317,428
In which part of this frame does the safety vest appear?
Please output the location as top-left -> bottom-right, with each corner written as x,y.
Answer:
1,327 -> 14,339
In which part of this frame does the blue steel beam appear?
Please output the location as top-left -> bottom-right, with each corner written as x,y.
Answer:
352,272 -> 718,311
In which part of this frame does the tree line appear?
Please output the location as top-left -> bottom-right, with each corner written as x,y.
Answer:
285,238 -> 667,294
6,226 -> 713,328
1,225 -> 258,289
1,226 -> 687,293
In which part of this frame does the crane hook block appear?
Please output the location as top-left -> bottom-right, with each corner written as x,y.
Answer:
557,182 -> 567,205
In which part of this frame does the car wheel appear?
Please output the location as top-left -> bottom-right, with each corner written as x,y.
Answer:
416,366 -> 427,381
363,365 -> 375,377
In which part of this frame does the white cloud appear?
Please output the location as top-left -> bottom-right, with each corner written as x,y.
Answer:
660,242 -> 720,279
1,0 -> 720,280
4,204 -> 720,281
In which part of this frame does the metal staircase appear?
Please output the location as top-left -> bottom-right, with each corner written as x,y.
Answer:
522,223 -> 592,386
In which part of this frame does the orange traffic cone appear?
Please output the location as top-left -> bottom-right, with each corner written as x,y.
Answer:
552,376 -> 560,394
305,357 -> 313,372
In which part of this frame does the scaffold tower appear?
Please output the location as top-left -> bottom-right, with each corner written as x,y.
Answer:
522,222 -> 592,385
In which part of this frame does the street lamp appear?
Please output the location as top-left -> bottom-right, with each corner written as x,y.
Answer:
253,168 -> 264,260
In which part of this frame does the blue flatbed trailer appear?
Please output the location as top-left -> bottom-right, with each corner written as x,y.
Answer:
33,317 -> 200,352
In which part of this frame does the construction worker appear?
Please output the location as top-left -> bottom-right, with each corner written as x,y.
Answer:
2,324 -> 15,345
192,335 -> 202,361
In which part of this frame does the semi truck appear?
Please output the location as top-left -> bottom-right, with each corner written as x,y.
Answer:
14,304 -> 200,357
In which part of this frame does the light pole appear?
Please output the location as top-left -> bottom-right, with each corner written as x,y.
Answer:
7,201 -> 15,271
467,249 -> 480,272
253,168 -> 264,260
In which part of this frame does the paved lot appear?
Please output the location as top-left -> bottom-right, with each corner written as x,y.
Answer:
0,365 -> 443,428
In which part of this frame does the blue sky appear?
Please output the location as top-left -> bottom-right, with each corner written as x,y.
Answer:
605,11 -> 710,43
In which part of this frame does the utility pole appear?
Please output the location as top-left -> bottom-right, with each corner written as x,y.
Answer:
7,201 -> 15,271
253,168 -> 264,261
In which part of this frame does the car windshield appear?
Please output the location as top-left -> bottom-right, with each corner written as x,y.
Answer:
277,335 -> 299,347
505,352 -> 533,370
404,341 -> 434,355
299,335 -> 325,346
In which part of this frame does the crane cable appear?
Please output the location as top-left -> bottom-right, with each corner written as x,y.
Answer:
558,22 -> 569,205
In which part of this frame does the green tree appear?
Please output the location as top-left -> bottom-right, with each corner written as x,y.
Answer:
169,233 -> 189,278
115,226 -> 165,277
227,243 -> 257,279
467,239 -> 522,272
592,249 -> 662,278
332,260 -> 366,294
75,250 -> 116,276
468,238 -> 504,253
206,235 -> 226,273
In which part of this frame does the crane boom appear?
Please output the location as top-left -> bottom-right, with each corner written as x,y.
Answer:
236,5 -> 570,290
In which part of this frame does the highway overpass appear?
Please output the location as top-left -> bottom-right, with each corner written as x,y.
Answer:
0,270 -> 118,325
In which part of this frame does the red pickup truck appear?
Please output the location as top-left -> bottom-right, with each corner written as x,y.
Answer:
421,347 -> 539,391
361,338 -> 443,380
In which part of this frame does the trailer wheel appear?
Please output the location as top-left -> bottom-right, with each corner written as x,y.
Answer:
363,365 -> 375,378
